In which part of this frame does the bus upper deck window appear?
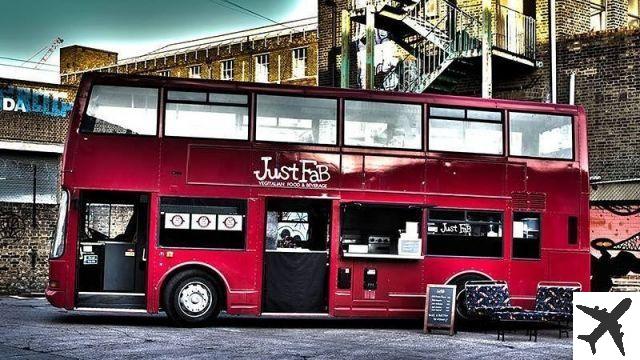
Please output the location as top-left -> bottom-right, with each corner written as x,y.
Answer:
256,95 -> 337,145
81,85 -> 159,136
344,100 -> 422,150
509,112 -> 573,159
428,107 -> 503,155
164,91 -> 249,140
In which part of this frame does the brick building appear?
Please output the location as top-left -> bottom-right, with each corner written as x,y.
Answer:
60,17 -> 318,87
0,78 -> 74,294
318,0 -> 640,289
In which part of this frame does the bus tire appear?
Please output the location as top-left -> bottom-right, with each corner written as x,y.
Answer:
163,270 -> 221,327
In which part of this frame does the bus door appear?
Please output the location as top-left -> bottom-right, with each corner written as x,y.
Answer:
75,191 -> 149,309
262,198 -> 331,313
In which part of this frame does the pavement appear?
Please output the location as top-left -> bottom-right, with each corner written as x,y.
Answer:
0,297 -> 572,359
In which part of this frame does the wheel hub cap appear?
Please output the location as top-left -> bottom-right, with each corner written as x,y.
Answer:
179,282 -> 211,315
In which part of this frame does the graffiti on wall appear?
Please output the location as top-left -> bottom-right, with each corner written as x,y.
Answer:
0,211 -> 26,241
0,85 -> 72,118
591,205 -> 640,291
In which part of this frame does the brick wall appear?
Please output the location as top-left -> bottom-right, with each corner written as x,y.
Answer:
555,0 -> 591,38
60,46 -> 118,74
318,0 -> 347,87
0,203 -> 57,294
556,29 -> 640,182
607,0 -> 630,30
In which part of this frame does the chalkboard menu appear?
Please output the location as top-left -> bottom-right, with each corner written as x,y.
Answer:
423,284 -> 457,335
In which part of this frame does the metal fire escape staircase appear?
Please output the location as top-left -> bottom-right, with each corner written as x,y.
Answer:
351,0 -> 483,93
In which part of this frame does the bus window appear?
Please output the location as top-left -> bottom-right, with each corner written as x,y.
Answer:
512,212 -> 541,259
256,95 -> 337,145
340,204 -> 423,257
81,85 -> 158,135
265,198 -> 330,251
509,112 -> 573,159
159,197 -> 246,249
426,209 -> 503,258
344,100 -> 422,150
428,107 -> 503,155
164,91 -> 249,140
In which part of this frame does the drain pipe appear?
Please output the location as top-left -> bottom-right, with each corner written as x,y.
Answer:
550,0 -> 557,103
569,71 -> 576,105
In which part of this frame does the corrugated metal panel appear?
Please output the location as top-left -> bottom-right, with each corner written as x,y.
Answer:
591,180 -> 640,203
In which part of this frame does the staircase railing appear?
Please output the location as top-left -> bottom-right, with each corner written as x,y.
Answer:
381,0 -> 483,92
494,4 -> 536,59
404,0 -> 482,55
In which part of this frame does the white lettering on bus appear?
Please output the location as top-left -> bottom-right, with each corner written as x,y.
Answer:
254,156 -> 330,188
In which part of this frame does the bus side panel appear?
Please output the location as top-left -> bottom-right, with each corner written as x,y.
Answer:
546,250 -> 591,291
148,194 -> 264,316
67,136 -> 160,191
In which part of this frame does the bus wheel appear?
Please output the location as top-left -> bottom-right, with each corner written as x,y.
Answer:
163,270 -> 220,327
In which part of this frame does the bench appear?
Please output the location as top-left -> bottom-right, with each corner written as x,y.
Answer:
465,280 -> 580,341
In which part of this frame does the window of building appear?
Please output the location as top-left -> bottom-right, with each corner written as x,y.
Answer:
221,59 -> 234,80
341,204 -> 423,257
630,0 -> 640,27
426,209 -> 503,258
81,85 -> 158,135
590,0 -> 606,31
429,107 -> 503,155
344,100 -> 422,149
159,197 -> 246,249
255,54 -> 269,83
292,47 -> 307,78
157,70 -> 171,77
509,112 -> 573,159
256,95 -> 337,144
189,65 -> 201,79
164,90 -> 249,140
512,212 -> 541,259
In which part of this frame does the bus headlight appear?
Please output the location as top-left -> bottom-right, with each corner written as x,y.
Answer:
50,189 -> 69,259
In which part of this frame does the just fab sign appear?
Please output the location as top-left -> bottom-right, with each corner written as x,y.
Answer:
0,85 -> 73,118
253,156 -> 331,189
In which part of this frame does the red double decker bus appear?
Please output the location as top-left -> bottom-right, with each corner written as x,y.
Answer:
47,73 -> 589,325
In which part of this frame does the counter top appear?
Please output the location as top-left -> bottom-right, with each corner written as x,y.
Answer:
342,252 -> 424,260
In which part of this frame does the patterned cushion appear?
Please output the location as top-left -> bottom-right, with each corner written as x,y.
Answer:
534,285 -> 579,315
493,310 -> 546,321
466,283 -> 521,318
534,311 -> 572,322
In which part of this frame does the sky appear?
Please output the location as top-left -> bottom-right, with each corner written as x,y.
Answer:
0,0 -> 316,83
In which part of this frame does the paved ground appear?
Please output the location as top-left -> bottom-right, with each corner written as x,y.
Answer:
0,297 -> 572,359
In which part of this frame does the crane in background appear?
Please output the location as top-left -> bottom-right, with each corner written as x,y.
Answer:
22,37 -> 64,69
